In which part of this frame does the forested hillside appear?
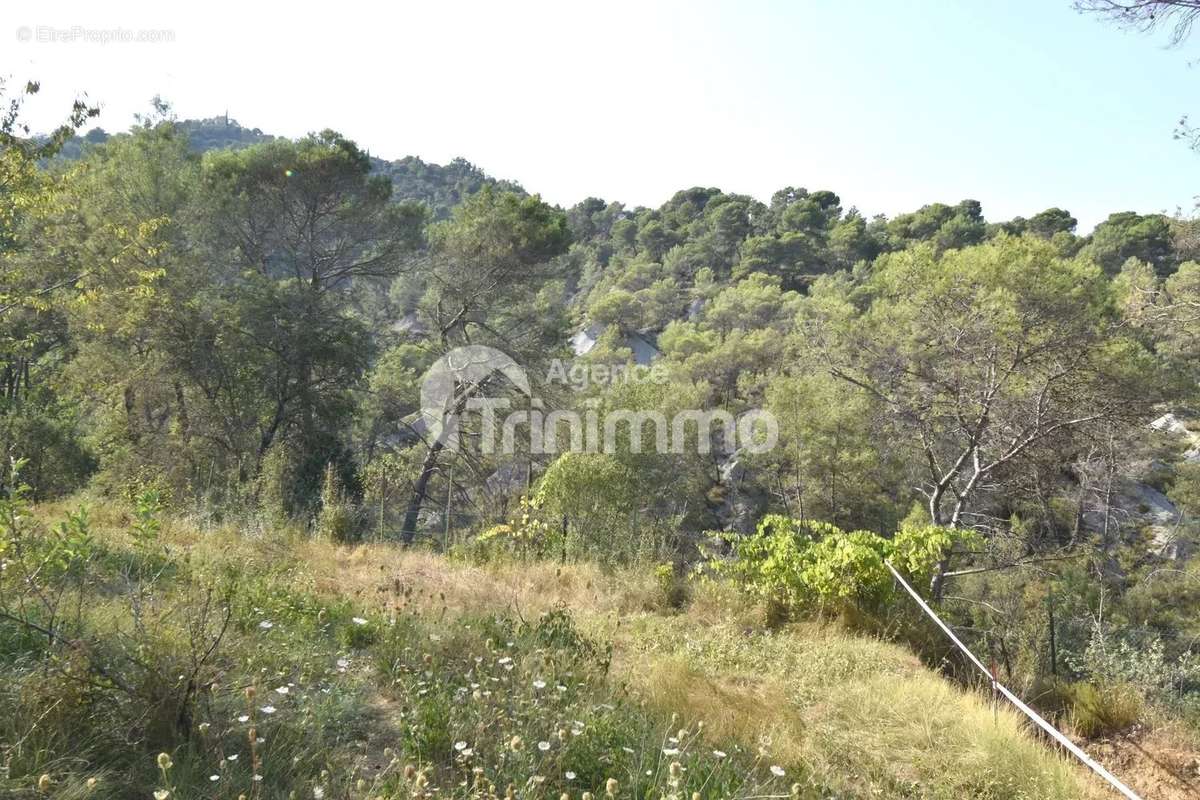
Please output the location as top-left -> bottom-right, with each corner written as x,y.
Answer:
55,115 -> 524,219
4,77 -> 1200,799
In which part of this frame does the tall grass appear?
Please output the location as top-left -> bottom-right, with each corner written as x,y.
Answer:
4,497 -> 1107,799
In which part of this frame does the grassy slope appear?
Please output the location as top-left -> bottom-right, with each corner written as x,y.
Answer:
311,547 -> 1101,799
15,500 -> 1107,799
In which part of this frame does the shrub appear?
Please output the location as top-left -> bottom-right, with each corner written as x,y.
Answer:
655,562 -> 691,610
1066,622 -> 1200,717
338,615 -> 382,649
708,515 -> 976,619
316,461 -> 358,542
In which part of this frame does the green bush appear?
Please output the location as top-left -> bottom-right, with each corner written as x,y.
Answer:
708,515 -> 976,619
655,562 -> 691,610
316,461 -> 359,542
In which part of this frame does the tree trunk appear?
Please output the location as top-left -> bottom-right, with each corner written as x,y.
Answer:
399,375 -> 489,544
400,438 -> 444,545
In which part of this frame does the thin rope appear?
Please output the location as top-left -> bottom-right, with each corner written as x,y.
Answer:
884,560 -> 1142,800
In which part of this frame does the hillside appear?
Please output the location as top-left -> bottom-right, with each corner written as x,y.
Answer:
6,87 -> 1200,800
55,116 -> 522,219
0,496 -> 1128,799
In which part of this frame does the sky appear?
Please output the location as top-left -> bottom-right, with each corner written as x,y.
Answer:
2,0 -> 1197,231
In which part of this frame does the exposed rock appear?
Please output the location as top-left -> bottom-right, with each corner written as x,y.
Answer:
571,321 -> 661,365
710,450 -> 764,534
1150,413 -> 1190,436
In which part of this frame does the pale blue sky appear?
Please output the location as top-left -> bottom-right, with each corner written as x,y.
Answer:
3,0 -> 1197,230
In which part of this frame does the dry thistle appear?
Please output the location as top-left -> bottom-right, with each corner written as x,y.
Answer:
668,762 -> 683,794
605,777 -> 619,797
37,774 -> 51,793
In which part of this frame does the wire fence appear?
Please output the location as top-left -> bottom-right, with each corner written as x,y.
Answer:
884,561 -> 1142,800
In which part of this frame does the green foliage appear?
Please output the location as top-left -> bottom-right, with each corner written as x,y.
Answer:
0,399 -> 94,499
1083,211 -> 1177,276
467,493 -> 558,561
11,102 -> 1200,768
711,515 -> 976,619
808,234 -> 1160,533
890,524 -> 979,583
538,453 -> 640,561
317,461 -> 358,543
131,488 -> 163,549
1067,623 -> 1200,714
654,562 -> 691,610
756,371 -> 895,530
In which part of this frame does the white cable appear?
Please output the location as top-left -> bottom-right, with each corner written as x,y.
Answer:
884,561 -> 1142,800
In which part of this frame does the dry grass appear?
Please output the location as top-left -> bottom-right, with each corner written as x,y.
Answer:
29,501 -> 1117,798
300,548 -> 1111,798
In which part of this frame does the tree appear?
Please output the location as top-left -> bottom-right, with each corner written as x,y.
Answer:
806,236 -> 1160,598
190,130 -> 426,508
46,121 -> 200,495
1119,258 -> 1200,399
1076,1 -> 1200,45
757,372 -> 900,531
1,79 -> 98,271
397,188 -> 571,543
883,200 -> 986,252
1083,211 -> 1177,276
48,127 -> 425,507
0,81 -> 100,495
658,272 -> 801,403
1027,207 -> 1078,239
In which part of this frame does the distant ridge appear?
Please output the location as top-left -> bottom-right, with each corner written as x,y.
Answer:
55,115 -> 524,220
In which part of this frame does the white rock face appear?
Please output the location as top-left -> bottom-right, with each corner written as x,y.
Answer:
570,322 -> 661,366
1150,413 -> 1190,436
1150,413 -> 1200,463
